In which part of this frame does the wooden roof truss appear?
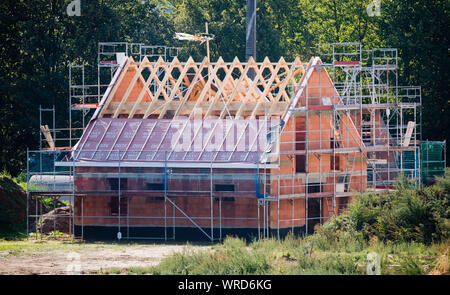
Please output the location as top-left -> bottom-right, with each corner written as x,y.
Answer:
96,56 -> 306,120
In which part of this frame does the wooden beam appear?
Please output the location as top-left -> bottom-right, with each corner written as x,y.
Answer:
218,58 -> 252,119
204,57 -> 241,118
98,57 -> 133,118
93,57 -> 309,119
188,57 -> 225,119
127,57 -> 165,118
158,57 -> 195,119
250,57 -> 284,119
143,57 -> 181,119
235,57 -> 270,119
103,101 -> 289,114
113,57 -> 150,118
40,125 -> 55,150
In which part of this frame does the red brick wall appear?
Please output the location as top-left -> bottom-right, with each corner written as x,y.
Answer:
74,167 -> 264,228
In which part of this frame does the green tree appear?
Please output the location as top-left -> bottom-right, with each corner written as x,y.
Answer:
378,0 -> 450,161
0,0 -> 448,177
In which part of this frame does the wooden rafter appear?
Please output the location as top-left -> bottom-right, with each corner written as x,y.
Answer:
250,58 -> 285,119
113,57 -> 150,118
218,58 -> 252,119
98,57 -> 134,118
143,57 -> 182,118
173,57 -> 208,118
159,56 -> 195,119
127,57 -> 164,118
235,57 -> 271,119
97,56 -> 307,119
188,57 -> 226,119
204,57 -> 240,118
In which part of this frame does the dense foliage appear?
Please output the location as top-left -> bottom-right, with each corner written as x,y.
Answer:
314,170 -> 450,250
0,0 -> 449,176
98,169 -> 450,275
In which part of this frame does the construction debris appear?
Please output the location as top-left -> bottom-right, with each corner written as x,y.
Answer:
37,205 -> 73,234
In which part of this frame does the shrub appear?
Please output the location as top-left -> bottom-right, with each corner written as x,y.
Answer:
325,171 -> 450,244
311,214 -> 366,252
396,256 -> 426,275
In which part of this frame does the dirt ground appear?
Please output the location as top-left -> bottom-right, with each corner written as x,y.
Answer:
0,240 -> 209,274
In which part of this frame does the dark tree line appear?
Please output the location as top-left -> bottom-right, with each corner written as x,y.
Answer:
0,0 -> 448,176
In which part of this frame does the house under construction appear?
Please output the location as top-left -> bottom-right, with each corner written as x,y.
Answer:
27,42 -> 446,241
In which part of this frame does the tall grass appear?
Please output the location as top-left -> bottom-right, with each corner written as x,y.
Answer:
111,171 -> 449,275
151,237 -> 271,275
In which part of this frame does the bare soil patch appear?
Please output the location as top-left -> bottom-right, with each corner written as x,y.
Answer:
0,241 -> 209,274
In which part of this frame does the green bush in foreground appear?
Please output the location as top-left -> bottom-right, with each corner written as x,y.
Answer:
314,170 -> 450,246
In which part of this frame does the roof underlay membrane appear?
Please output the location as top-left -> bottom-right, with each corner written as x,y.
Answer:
69,117 -> 280,165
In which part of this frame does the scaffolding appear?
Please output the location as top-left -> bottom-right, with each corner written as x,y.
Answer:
317,43 -> 422,188
27,42 -> 435,241
69,42 -> 181,146
27,149 -> 282,240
